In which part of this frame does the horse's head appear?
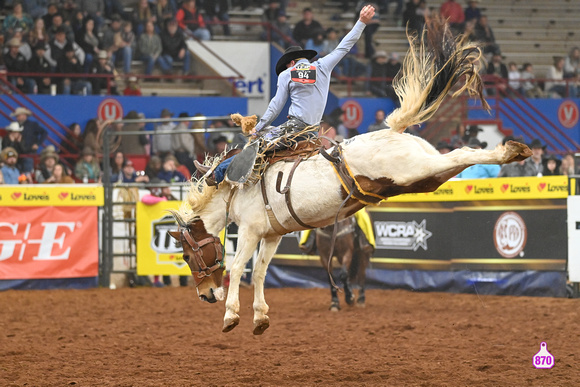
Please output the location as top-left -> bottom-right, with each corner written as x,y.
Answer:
169,211 -> 225,304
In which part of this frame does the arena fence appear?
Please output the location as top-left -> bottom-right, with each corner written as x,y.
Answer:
99,115 -> 244,288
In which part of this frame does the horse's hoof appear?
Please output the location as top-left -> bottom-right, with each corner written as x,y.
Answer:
222,316 -> 239,333
345,295 -> 355,306
356,301 -> 366,308
253,317 -> 270,335
330,302 -> 341,312
505,140 -> 532,162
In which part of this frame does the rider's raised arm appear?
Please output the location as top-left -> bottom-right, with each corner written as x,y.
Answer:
318,5 -> 375,72
254,71 -> 291,132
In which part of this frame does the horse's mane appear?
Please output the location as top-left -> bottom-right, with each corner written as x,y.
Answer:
386,15 -> 490,133
177,153 -> 225,224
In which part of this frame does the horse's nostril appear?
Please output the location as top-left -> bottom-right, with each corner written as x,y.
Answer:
200,294 -> 208,302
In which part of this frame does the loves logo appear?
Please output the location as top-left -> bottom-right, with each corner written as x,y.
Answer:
538,182 -> 546,192
58,192 -> 69,200
501,184 -> 509,193
465,185 -> 473,194
11,192 -> 22,200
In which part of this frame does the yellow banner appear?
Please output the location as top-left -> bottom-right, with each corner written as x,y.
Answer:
136,201 -> 191,276
386,176 -> 568,202
0,185 -> 104,206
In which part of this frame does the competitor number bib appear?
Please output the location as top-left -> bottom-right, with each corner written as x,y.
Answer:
291,63 -> 317,84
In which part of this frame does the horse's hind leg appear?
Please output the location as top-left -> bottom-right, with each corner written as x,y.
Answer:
356,253 -> 370,307
223,228 -> 261,333
340,252 -> 355,306
251,235 -> 282,335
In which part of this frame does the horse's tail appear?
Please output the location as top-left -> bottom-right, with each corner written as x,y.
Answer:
386,16 -> 490,133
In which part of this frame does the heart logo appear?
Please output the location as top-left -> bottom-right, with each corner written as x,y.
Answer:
465,185 -> 473,194
11,192 -> 22,200
538,182 -> 546,192
501,184 -> 509,193
58,192 -> 69,200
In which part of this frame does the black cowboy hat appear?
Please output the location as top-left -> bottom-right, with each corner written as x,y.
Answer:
436,140 -> 452,151
529,138 -> 547,150
467,137 -> 487,149
275,46 -> 317,76
466,125 -> 483,134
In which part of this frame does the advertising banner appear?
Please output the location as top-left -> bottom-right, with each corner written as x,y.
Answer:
0,185 -> 103,206
136,201 -> 191,276
0,207 -> 99,279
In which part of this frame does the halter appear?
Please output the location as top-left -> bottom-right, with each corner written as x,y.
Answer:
179,226 -> 224,287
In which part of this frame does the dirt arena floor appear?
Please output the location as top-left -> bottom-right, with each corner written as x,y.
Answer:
1,286 -> 579,386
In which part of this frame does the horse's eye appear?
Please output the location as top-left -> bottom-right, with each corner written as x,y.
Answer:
183,255 -> 190,263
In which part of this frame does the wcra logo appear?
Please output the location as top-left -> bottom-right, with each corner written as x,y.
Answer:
150,215 -> 187,269
374,220 -> 433,251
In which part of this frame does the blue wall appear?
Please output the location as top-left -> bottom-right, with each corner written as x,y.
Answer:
469,98 -> 580,153
0,95 -> 248,147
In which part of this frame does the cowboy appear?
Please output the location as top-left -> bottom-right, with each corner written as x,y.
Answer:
11,107 -> 47,173
195,4 -> 377,185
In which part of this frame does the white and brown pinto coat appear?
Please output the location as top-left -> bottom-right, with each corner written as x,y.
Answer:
174,17 -> 531,335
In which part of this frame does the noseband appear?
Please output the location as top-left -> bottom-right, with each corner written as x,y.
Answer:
179,227 -> 224,286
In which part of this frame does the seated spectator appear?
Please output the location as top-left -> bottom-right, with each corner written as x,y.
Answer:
113,20 -> 135,74
43,3 -> 59,30
4,38 -> 35,94
520,63 -> 544,98
561,153 -> 576,176
320,27 -> 338,57
176,0 -> 211,41
485,53 -> 508,96
28,17 -> 49,48
449,123 -> 468,149
101,15 -> 124,67
153,108 -> 175,158
74,146 -> 102,182
204,0 -> 230,36
11,106 -> 46,174
507,61 -> 522,95
132,0 -> 156,36
1,122 -> 26,156
333,25 -> 366,77
60,122 -> 84,166
104,0 -> 125,20
57,44 -> 92,95
76,0 -> 105,32
305,28 -> 325,55
440,0 -> 464,33
171,112 -> 195,172
47,13 -> 75,43
564,47 -> 580,79
154,0 -> 176,32
47,163 -> 75,183
138,21 -> 162,76
160,19 -> 191,76
119,158 -> 150,183
34,145 -> 60,183
455,138 -> 500,178
212,135 -> 229,156
123,76 -> 142,96
542,154 -> 562,176
82,119 -> 100,155
3,2 -> 33,39
262,9 -> 291,48
28,42 -> 53,94
464,0 -> 481,23
157,154 -> 187,182
1,147 -> 26,184
76,18 -> 101,72
90,50 -> 118,95
292,7 -> 323,47
436,141 -> 452,154
71,11 -> 85,39
545,56 -> 567,98
367,51 -> 398,102
474,15 -> 499,55
366,109 -> 387,132
145,155 -> 162,180
109,151 -> 126,182
46,25 -> 86,69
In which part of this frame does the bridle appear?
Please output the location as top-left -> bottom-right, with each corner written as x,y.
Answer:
178,225 -> 224,287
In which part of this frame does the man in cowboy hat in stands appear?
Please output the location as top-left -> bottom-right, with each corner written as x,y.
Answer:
11,107 -> 47,173
195,4 -> 377,186
525,138 -> 546,176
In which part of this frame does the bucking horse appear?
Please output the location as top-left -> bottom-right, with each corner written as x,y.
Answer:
169,16 -> 532,335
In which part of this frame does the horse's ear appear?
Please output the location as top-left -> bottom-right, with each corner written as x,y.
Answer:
168,231 -> 180,240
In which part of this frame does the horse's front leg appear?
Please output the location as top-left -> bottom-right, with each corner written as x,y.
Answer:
251,235 -> 282,335
339,252 -> 355,306
223,229 -> 261,333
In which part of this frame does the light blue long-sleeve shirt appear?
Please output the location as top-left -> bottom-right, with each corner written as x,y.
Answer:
254,20 -> 367,132
456,164 -> 501,179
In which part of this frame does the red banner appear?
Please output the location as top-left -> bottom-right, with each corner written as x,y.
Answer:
0,207 -> 99,279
